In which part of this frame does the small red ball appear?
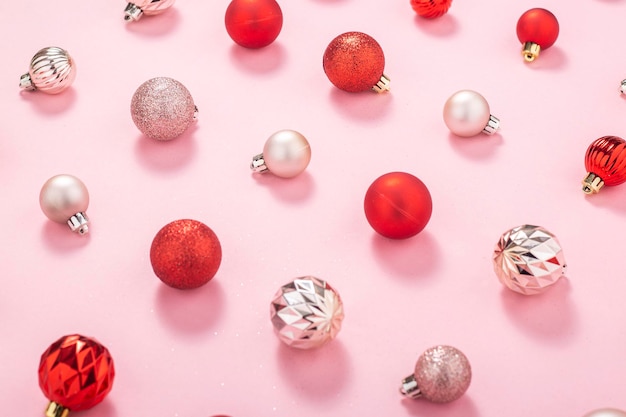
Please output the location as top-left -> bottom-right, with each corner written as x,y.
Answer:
225,0 -> 283,49
516,8 -> 559,49
323,31 -> 385,93
150,219 -> 222,289
364,172 -> 432,239
410,0 -> 452,18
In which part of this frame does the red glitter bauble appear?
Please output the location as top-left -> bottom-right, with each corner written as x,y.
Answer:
150,219 -> 222,289
410,0 -> 452,18
582,136 -> 626,194
225,0 -> 283,49
38,334 -> 115,413
516,8 -> 559,49
364,172 -> 432,239
323,31 -> 386,93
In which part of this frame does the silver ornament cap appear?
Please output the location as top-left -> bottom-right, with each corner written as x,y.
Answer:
400,345 -> 472,403
270,276 -> 344,349
493,224 -> 566,295
20,47 -> 76,94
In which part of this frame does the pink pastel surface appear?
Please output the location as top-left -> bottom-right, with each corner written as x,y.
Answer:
1,0 -> 625,416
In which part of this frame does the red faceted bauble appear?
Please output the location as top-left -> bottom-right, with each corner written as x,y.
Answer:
364,172 -> 433,239
516,8 -> 559,49
150,219 -> 222,289
582,136 -> 626,194
38,334 -> 115,412
225,0 -> 283,49
323,31 -> 386,93
410,0 -> 452,18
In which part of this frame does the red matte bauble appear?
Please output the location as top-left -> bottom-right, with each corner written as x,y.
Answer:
225,0 -> 283,49
516,8 -> 559,49
582,136 -> 626,194
150,219 -> 222,289
323,31 -> 386,93
38,334 -> 115,413
364,172 -> 432,239
410,0 -> 452,18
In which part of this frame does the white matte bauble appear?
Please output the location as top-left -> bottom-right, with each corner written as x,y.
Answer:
251,130 -> 311,178
39,174 -> 90,235
583,410 -> 626,417
443,90 -> 499,137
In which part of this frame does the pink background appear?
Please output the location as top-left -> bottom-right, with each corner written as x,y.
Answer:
1,0 -> 626,416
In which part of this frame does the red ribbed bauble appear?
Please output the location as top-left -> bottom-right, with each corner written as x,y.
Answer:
150,219 -> 222,289
410,0 -> 452,18
364,172 -> 432,239
225,0 -> 283,48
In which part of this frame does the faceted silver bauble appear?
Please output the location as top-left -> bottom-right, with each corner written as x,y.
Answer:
493,224 -> 566,295
270,276 -> 344,349
20,47 -> 76,94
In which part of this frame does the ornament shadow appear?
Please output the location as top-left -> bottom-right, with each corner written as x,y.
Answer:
500,277 -> 578,346
229,43 -> 286,74
328,88 -> 393,122
413,14 -> 459,37
275,339 -> 351,404
584,186 -> 626,215
154,280 -> 226,334
19,88 -> 77,115
370,231 -> 441,283
447,132 -> 502,161
134,124 -> 198,172
524,46 -> 567,71
124,8 -> 181,36
79,399 -> 118,417
252,171 -> 315,203
401,393 -> 479,417
41,220 -> 91,252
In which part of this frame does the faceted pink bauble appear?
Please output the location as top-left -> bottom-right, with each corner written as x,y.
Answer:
413,345 -> 471,403
130,77 -> 196,141
493,224 -> 566,295
270,276 -> 344,349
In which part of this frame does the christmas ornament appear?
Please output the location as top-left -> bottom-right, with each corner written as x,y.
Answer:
364,172 -> 432,239
493,224 -> 566,295
516,8 -> 559,62
124,0 -> 175,21
251,130 -> 311,178
19,47 -> 76,94
410,0 -> 452,18
38,334 -> 115,417
400,345 -> 471,403
583,410 -> 626,417
443,90 -> 499,137
39,174 -> 90,235
582,136 -> 626,194
270,276 -> 344,349
323,32 -> 390,93
130,77 -> 197,141
150,219 -> 222,289
225,0 -> 283,49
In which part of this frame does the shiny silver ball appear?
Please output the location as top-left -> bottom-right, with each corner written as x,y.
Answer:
20,47 -> 76,94
39,174 -> 90,235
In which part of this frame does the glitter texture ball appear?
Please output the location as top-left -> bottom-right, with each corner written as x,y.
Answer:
130,77 -> 196,141
150,219 -> 222,289
323,31 -> 386,93
413,345 -> 471,403
410,0 -> 452,18
38,334 -> 115,412
493,224 -> 566,295
270,276 -> 344,349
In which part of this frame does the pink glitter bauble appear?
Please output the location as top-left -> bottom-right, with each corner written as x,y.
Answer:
130,77 -> 196,141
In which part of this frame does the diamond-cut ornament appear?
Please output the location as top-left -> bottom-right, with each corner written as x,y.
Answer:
270,276 -> 344,349
38,334 -> 115,417
493,224 -> 566,295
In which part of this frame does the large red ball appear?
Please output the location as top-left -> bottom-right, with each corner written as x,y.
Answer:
516,8 -> 559,49
150,219 -> 222,289
225,0 -> 283,49
364,172 -> 432,239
